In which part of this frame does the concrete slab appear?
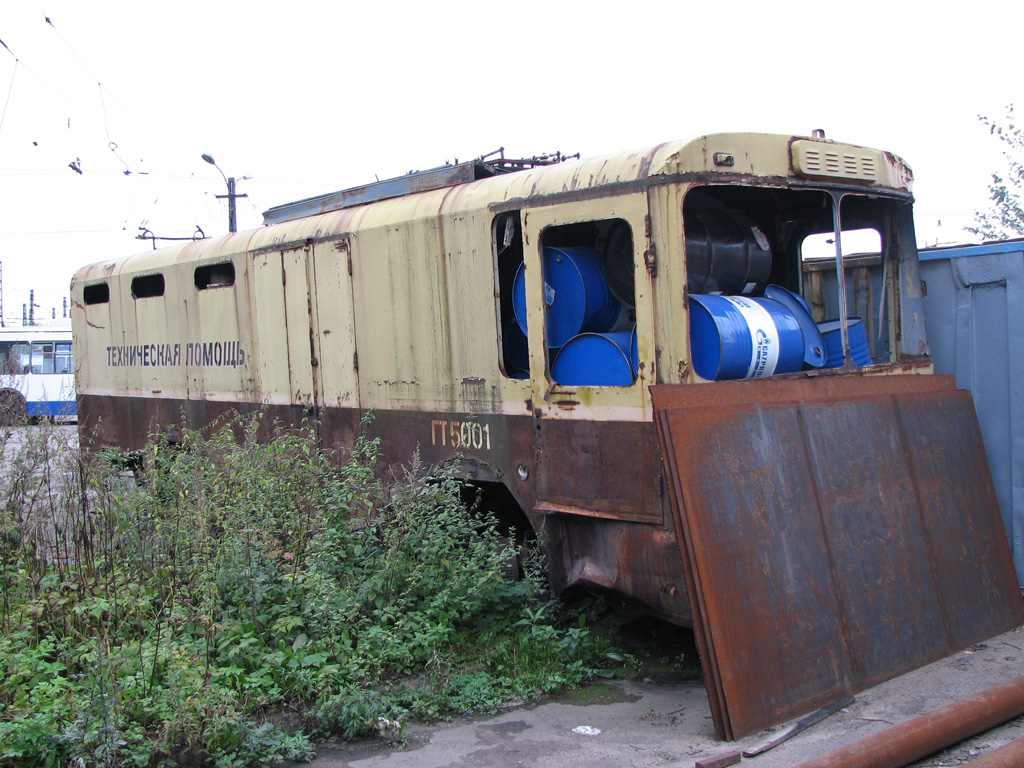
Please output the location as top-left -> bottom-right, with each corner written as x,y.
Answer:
293,627 -> 1024,768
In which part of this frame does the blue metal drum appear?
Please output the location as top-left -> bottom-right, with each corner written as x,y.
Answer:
818,318 -> 873,367
502,317 -> 530,379
688,294 -> 805,381
551,331 -> 638,386
513,246 -> 625,348
763,285 -> 827,369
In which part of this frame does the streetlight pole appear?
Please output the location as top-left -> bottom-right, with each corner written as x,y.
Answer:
201,153 -> 247,233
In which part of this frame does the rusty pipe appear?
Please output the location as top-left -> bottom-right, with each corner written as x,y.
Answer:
964,735 -> 1024,767
793,674 -> 1024,768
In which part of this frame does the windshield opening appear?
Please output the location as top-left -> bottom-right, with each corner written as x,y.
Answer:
683,186 -> 909,377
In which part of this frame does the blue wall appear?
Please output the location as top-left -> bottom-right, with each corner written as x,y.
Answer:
920,239 -> 1024,587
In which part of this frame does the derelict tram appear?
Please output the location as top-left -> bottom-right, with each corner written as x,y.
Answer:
71,132 -> 930,626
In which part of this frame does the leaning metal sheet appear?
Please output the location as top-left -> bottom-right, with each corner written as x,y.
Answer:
652,375 -> 1024,740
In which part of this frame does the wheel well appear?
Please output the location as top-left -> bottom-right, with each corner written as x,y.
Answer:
459,480 -> 533,541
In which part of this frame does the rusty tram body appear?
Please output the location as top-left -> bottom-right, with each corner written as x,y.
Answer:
72,132 -> 933,629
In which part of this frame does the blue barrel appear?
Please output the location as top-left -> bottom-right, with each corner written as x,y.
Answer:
763,285 -> 826,369
689,294 -> 805,381
513,246 -> 624,348
551,331 -> 638,386
818,318 -> 873,367
502,317 -> 530,379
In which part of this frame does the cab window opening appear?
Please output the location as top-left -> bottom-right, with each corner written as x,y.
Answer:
539,219 -> 637,387
682,186 -> 900,379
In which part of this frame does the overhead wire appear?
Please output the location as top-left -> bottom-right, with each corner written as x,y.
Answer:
0,57 -> 17,135
0,13 -> 215,313
0,23 -> 86,118
3,14 -> 332,241
42,13 -> 136,176
8,11 -> 192,233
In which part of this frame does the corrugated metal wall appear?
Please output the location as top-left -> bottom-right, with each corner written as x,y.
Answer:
919,240 -> 1024,587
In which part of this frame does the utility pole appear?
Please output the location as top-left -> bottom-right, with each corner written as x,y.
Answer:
201,154 -> 248,234
226,176 -> 238,233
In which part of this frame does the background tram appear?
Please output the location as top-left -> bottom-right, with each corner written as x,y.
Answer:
0,322 -> 76,424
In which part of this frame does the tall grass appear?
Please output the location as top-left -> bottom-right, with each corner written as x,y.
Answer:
0,414 -> 607,767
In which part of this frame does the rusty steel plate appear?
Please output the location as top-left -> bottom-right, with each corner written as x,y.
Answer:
652,377 -> 1024,741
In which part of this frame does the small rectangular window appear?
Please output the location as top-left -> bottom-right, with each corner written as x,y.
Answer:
195,262 -> 235,289
83,282 -> 110,305
131,274 -> 165,299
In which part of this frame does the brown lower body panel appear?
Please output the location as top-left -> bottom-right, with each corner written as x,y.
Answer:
652,375 -> 1024,740
77,393 -> 691,624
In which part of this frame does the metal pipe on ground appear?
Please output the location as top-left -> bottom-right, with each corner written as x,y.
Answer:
964,735 -> 1024,767
793,674 -> 1024,768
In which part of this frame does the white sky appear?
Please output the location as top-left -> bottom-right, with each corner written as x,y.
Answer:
1,0 -> 1021,326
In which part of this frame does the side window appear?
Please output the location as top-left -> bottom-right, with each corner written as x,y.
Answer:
131,274 -> 165,299
83,283 -> 110,305
9,344 -> 29,374
31,343 -> 55,374
195,261 -> 236,289
55,343 -> 73,374
493,212 -> 529,379
0,343 -> 17,374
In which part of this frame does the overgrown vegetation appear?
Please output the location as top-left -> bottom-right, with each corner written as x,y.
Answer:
0,414 -> 613,767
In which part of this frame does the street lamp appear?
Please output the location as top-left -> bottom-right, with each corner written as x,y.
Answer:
201,153 -> 248,233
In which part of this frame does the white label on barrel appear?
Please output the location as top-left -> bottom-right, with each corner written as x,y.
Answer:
544,282 -> 556,306
724,296 -> 780,378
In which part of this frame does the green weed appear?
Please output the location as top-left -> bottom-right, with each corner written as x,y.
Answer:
0,414 -> 609,766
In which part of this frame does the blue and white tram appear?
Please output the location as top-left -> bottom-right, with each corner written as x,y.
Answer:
0,323 -> 76,424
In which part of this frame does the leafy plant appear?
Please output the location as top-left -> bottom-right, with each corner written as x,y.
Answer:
0,414 -> 609,766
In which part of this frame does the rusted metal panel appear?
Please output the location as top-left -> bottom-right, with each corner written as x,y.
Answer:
534,419 -> 663,525
895,391 -> 1024,643
652,377 -> 1024,741
543,513 -> 691,624
652,370 -> 952,411
77,393 -> 307,454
